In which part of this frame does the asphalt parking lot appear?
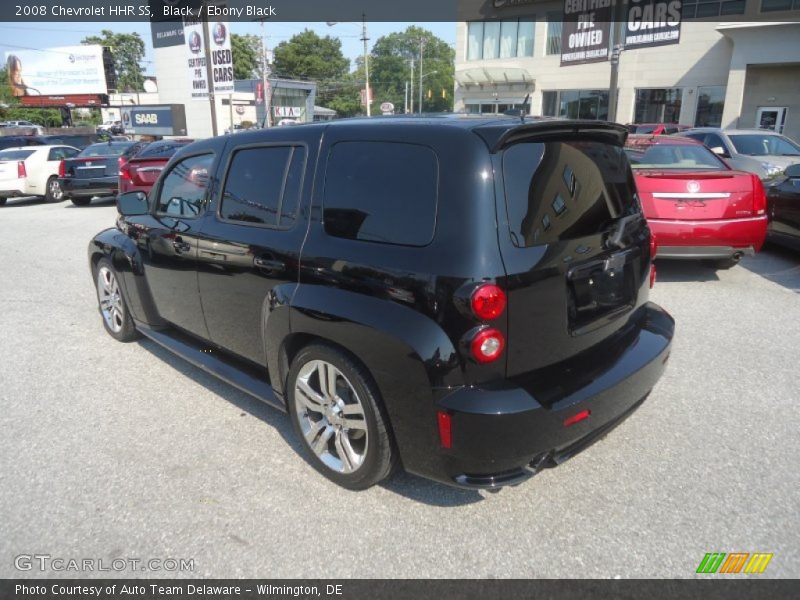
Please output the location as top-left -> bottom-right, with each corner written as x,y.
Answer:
1,196 -> 798,579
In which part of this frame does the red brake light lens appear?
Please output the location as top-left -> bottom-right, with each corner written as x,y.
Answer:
437,410 -> 452,449
650,264 -> 657,289
470,327 -> 505,364
470,284 -> 506,321
119,160 -> 131,181
17,161 -> 26,178
58,159 -> 65,178
752,175 -> 767,216
564,409 -> 591,427
650,233 -> 657,259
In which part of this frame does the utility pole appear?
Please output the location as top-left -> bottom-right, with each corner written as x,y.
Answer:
361,14 -> 370,116
409,58 -> 414,114
404,81 -> 409,114
260,27 -> 272,128
607,0 -> 626,123
202,16 -> 218,136
418,38 -> 425,114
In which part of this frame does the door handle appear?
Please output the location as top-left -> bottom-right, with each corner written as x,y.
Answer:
173,240 -> 191,253
254,257 -> 284,272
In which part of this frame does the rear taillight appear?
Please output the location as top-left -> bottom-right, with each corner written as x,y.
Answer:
17,161 -> 26,178
470,327 -> 505,364
752,175 -> 767,216
470,283 -> 506,321
650,233 -> 657,259
564,409 -> 591,427
119,160 -> 131,181
650,264 -> 657,289
58,160 -> 65,178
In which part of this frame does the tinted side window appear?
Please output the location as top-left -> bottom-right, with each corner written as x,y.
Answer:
503,141 -> 637,247
156,154 -> 213,218
323,141 -> 438,246
220,146 -> 292,226
704,133 -> 726,151
279,147 -> 306,228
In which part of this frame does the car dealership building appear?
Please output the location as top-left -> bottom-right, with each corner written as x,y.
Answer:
456,0 -> 800,140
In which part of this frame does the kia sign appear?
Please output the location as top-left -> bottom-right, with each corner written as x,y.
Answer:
5,45 -> 107,96
121,105 -> 188,136
625,0 -> 682,49
560,0 -> 613,66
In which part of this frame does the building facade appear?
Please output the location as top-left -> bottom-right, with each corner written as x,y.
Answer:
455,0 -> 800,141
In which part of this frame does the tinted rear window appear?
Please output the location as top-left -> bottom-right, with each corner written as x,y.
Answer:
80,143 -> 132,157
503,141 -> 637,247
136,142 -> 187,159
0,149 -> 35,160
323,141 -> 438,246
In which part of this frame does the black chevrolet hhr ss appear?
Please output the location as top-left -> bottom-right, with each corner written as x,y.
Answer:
89,115 -> 674,490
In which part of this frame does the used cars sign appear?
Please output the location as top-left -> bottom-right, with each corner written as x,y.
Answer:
625,0 -> 682,48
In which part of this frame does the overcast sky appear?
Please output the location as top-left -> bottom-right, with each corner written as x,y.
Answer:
0,21 -> 457,77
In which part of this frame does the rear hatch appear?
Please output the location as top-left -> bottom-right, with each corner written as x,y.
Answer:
125,158 -> 167,187
480,121 -> 652,376
634,171 -> 759,220
63,156 -> 118,179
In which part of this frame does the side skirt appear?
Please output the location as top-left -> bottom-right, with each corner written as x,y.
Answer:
136,322 -> 285,413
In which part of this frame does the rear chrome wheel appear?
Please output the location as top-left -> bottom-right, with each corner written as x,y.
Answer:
45,176 -> 63,202
293,360 -> 369,474
94,258 -> 138,342
287,344 -> 396,489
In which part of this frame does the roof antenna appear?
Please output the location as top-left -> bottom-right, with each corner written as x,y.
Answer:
504,94 -> 530,122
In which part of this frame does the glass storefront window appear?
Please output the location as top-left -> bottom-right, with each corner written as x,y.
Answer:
634,88 -> 682,123
540,90 -> 609,120
467,19 -> 536,60
695,86 -> 726,127
682,0 -> 746,18
761,0 -> 800,10
546,13 -> 562,55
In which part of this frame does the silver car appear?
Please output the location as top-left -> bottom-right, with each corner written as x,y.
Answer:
678,128 -> 800,181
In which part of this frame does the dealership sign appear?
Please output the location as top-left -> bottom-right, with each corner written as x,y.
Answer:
151,19 -> 185,48
560,0 -> 613,66
625,0 -> 682,48
274,106 -> 304,118
183,18 -> 208,99
209,21 -> 234,94
5,45 -> 107,96
121,105 -> 188,136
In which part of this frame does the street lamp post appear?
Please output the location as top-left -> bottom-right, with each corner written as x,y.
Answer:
419,70 -> 438,113
418,38 -> 425,114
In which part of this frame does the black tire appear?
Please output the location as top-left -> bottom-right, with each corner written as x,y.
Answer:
71,197 -> 91,206
93,258 -> 139,342
713,257 -> 739,270
287,343 -> 397,490
0,197 -> 6,206
45,176 -> 64,203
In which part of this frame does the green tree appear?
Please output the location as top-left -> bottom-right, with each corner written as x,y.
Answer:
272,29 -> 350,82
231,33 -> 261,80
81,30 -> 145,92
0,67 -> 20,107
369,26 -> 454,114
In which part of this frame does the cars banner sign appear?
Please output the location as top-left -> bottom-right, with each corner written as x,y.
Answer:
625,0 -> 682,49
560,0 -> 613,66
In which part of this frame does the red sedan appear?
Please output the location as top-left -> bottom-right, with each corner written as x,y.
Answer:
625,136 -> 768,268
119,139 -> 193,196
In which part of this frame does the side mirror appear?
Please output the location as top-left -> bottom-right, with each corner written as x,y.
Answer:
710,146 -> 730,159
784,164 -> 800,179
117,191 -> 148,216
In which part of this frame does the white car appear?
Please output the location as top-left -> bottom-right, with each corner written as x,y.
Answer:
0,145 -> 80,205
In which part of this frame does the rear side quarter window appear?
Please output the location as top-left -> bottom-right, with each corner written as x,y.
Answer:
322,141 -> 438,246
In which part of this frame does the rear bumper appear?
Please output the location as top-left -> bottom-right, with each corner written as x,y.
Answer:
60,176 -> 118,198
430,303 -> 674,489
650,216 -> 767,259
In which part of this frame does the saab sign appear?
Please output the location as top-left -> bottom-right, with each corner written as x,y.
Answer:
121,105 -> 187,136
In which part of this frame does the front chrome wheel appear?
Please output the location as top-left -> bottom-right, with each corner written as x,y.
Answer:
293,360 -> 369,474
97,266 -> 125,333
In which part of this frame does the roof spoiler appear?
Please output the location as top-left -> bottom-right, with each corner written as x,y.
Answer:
477,120 -> 630,153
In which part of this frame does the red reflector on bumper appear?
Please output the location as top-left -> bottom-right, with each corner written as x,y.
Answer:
437,410 -> 452,449
564,409 -> 591,427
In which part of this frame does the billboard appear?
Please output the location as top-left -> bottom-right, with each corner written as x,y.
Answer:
625,0 -> 682,49
560,0 -> 613,66
5,45 -> 107,97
